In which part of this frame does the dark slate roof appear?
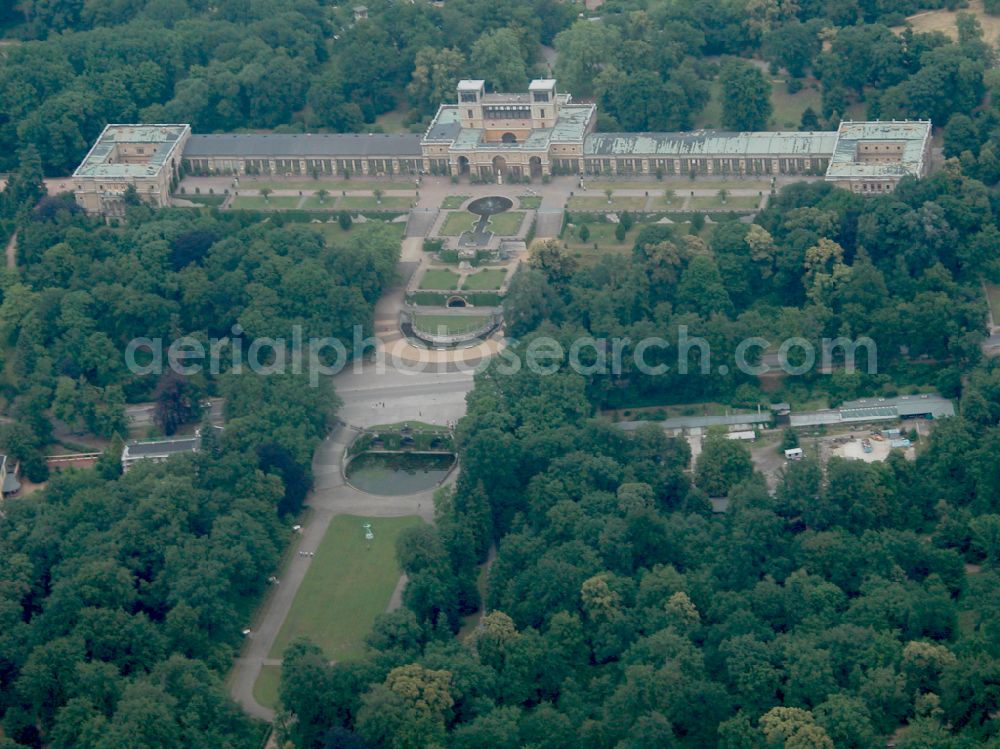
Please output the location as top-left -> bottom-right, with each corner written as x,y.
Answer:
3,473 -> 20,494
425,120 -> 462,142
184,133 -> 423,158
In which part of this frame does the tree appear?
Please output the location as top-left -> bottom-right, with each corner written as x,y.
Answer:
260,188 -> 272,202
373,188 -> 384,205
408,47 -> 467,114
0,422 -> 48,482
676,255 -> 733,316
780,428 -> 799,452
943,113 -> 980,158
720,61 -> 773,131
554,21 -> 622,97
759,707 -> 835,749
800,106 -> 820,131
280,638 -> 339,749
695,430 -> 754,496
470,28 -> 528,92
502,268 -> 560,338
969,514 -> 1000,565
718,188 -> 729,204
306,66 -> 363,132
338,210 -> 353,230
578,223 -> 590,242
153,371 -> 205,436
803,238 -> 850,305
605,188 -> 614,204
356,664 -> 453,749
762,21 -> 821,79
529,239 -> 578,286
316,189 -> 329,204
615,221 -> 627,242
813,694 -> 876,749
0,144 -> 46,218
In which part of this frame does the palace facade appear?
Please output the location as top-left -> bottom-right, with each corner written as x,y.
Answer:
72,80 -> 932,215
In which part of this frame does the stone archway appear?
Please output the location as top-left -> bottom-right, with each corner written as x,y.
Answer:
529,156 -> 543,179
491,155 -> 507,178
501,132 -> 517,144
457,156 -> 470,175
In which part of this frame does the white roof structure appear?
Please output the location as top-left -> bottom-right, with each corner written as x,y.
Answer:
825,120 -> 931,180
584,130 -> 838,157
789,394 -> 953,427
73,124 -> 189,179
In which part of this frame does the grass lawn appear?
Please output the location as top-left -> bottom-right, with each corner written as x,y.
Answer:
268,514 -> 424,661
695,77 -> 822,130
441,195 -> 470,209
373,106 -> 415,134
439,212 -> 478,236
518,195 -> 542,209
368,421 -> 452,433
485,211 -> 525,235
231,195 -> 301,210
563,220 -> 691,264
893,0 -> 1000,46
585,181 -> 673,192
419,268 -> 461,290
339,195 -> 414,211
413,314 -> 491,335
177,194 -> 226,206
247,178 -> 418,191
695,79 -> 724,129
689,194 -> 762,211
461,268 -> 507,291
566,196 -> 648,212
769,80 -> 823,129
300,194 -> 339,210
253,666 -> 282,711
564,222 -> 637,259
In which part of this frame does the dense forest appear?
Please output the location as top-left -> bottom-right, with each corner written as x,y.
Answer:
507,164 -> 995,411
0,145 -> 398,478
3,0 -> 1000,747
0,371 -> 332,748
0,0 -> 997,173
0,179 -> 399,745
276,170 -> 1000,747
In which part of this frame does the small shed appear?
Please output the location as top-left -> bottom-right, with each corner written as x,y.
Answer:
784,447 -> 804,460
